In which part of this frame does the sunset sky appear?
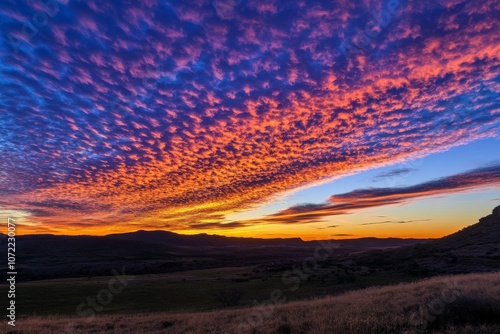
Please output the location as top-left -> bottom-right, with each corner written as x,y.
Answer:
1,0 -> 499,239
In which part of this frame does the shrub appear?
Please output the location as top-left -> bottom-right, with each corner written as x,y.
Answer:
276,324 -> 292,334
428,293 -> 500,330
214,287 -> 245,307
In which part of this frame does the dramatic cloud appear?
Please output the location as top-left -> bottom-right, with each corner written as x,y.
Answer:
373,168 -> 416,180
360,219 -> 431,226
246,164 -> 500,226
316,224 -> 340,230
0,0 -> 499,233
187,221 -> 249,229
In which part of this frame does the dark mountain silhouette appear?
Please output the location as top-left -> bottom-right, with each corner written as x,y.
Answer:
105,229 -> 427,248
0,229 -> 428,281
2,205 -> 498,282
106,230 -> 305,247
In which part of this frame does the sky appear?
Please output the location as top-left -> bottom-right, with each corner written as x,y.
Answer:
0,0 -> 499,239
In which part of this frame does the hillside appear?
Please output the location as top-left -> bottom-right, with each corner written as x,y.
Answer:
351,205 -> 500,275
435,205 -> 500,253
4,271 -> 499,334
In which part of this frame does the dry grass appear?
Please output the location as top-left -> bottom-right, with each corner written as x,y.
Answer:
3,271 -> 500,334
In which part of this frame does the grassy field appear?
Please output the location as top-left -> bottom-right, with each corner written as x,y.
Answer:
2,271 -> 499,333
0,265 -> 417,316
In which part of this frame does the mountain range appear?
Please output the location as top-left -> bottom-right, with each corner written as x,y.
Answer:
1,205 -> 498,281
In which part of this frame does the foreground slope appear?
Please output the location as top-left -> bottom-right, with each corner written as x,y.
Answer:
352,205 -> 500,275
5,271 -> 500,334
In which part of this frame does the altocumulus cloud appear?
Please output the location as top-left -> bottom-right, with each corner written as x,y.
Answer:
0,0 -> 499,233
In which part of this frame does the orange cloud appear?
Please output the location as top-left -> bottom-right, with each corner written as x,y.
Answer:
228,164 -> 500,227
0,0 -> 499,235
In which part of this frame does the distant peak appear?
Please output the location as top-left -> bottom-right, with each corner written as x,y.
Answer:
493,205 -> 500,218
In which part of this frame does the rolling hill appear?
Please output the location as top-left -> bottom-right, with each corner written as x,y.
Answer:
0,229 -> 430,282
351,205 -> 500,275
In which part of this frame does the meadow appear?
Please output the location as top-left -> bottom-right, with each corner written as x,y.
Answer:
0,265 -> 416,316
3,271 -> 499,334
